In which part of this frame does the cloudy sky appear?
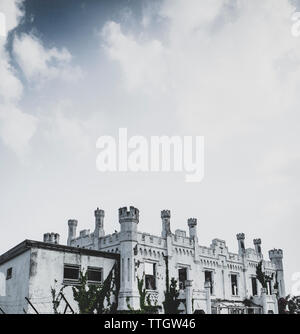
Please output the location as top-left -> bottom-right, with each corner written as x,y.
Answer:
0,0 -> 300,294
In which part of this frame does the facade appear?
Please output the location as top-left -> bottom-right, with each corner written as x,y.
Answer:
67,206 -> 285,314
0,240 -> 119,314
0,206 -> 285,314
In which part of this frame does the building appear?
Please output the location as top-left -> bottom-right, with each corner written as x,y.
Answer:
0,206 -> 285,314
0,239 -> 119,314
67,206 -> 285,314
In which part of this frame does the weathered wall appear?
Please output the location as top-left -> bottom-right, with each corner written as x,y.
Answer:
27,247 -> 117,314
0,250 -> 31,314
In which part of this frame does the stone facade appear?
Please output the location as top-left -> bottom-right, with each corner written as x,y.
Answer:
67,206 -> 285,314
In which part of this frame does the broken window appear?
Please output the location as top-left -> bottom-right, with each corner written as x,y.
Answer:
6,267 -> 12,280
145,262 -> 156,290
231,274 -> 238,296
204,271 -> 213,294
178,268 -> 187,290
87,267 -> 103,284
251,277 -> 258,296
63,264 -> 80,282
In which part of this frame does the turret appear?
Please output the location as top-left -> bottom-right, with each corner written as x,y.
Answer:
188,218 -> 197,240
43,232 -> 60,244
237,233 -> 246,255
269,249 -> 285,297
67,219 -> 78,246
94,207 -> 105,238
253,238 -> 262,257
118,206 -> 140,310
161,210 -> 171,238
119,206 -> 139,233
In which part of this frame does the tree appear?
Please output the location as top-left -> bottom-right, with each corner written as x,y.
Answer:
52,263 -> 119,314
162,255 -> 181,314
256,261 -> 274,290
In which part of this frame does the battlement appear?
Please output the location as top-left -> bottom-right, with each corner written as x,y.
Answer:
94,207 -> 105,217
161,210 -> 171,219
236,233 -> 245,240
253,238 -> 261,245
188,218 -> 197,227
43,232 -> 60,245
269,249 -> 283,259
119,206 -> 139,223
68,219 -> 78,226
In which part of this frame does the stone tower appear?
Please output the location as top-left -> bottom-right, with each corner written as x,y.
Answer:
253,238 -> 262,257
269,249 -> 286,298
237,233 -> 246,256
118,206 -> 140,310
67,219 -> 78,246
161,210 -> 171,238
94,207 -> 105,240
188,218 -> 197,240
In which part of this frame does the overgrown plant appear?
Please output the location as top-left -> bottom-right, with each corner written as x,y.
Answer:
162,255 -> 181,314
256,261 -> 274,290
51,280 -> 66,314
125,274 -> 159,314
72,262 -> 119,314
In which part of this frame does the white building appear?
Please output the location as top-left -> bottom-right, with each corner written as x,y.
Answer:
68,206 -> 285,314
0,239 -> 119,314
0,206 -> 285,314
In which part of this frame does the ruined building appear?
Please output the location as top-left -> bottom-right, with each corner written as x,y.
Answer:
0,206 -> 285,314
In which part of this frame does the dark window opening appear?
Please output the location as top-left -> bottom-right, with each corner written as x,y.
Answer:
64,264 -> 80,282
231,274 -> 238,296
267,280 -> 272,295
251,277 -> 258,296
87,267 -> 102,283
6,267 -> 12,280
205,271 -> 213,294
145,263 -> 156,290
179,268 -> 187,290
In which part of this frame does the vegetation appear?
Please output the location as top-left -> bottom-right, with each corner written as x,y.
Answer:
256,261 -> 274,289
51,263 -> 119,314
162,255 -> 181,314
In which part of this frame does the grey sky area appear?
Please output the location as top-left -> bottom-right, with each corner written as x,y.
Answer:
0,0 -> 300,295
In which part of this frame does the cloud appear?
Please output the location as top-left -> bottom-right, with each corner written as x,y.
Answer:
102,0 -> 300,135
0,104 -> 37,157
13,33 -> 83,84
102,21 -> 168,94
0,0 -> 37,158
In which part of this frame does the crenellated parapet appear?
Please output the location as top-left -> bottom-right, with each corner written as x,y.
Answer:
119,206 -> 139,224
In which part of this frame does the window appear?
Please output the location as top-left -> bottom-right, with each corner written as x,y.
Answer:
87,267 -> 102,284
179,268 -> 187,290
6,267 -> 12,280
145,262 -> 156,290
205,271 -> 213,294
63,264 -> 80,282
231,274 -> 238,296
251,277 -> 258,296
267,281 -> 272,295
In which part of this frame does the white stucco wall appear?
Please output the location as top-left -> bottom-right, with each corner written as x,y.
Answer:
0,250 -> 31,314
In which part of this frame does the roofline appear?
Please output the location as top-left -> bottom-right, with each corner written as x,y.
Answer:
0,240 -> 120,266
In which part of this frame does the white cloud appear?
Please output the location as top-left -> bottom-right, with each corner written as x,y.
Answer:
102,21 -> 168,94
0,104 -> 37,157
13,33 -> 83,83
102,0 -> 300,134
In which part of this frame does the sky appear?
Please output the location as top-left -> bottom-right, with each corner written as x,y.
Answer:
0,0 -> 300,295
